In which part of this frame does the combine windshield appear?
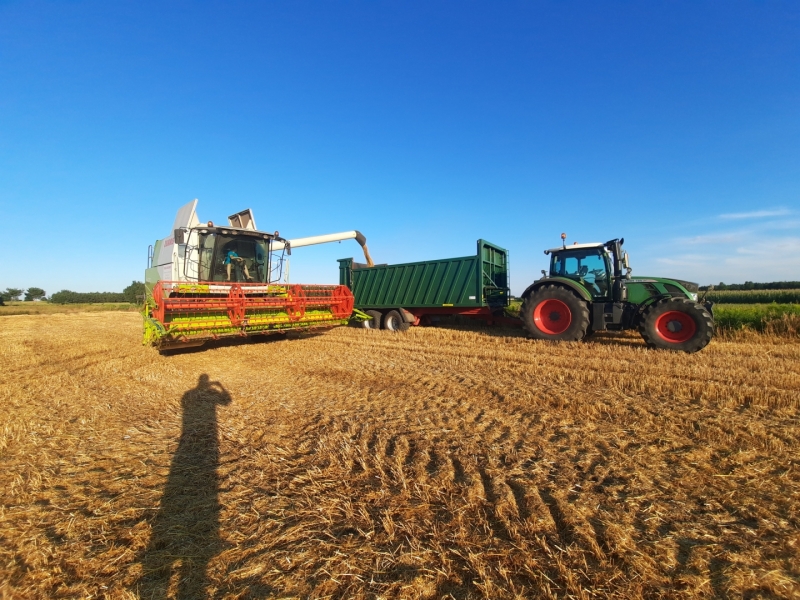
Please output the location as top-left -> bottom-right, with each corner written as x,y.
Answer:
198,233 -> 273,283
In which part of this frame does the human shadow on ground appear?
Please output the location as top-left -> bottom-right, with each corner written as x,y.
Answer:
135,374 -> 232,599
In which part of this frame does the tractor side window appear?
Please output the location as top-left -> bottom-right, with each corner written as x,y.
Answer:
550,250 -> 609,298
579,253 -> 609,298
551,255 -> 580,277
564,257 -> 580,276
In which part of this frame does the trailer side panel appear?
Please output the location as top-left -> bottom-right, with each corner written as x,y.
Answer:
339,239 -> 510,311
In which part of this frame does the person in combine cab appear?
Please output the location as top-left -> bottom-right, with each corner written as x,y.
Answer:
224,248 -> 253,281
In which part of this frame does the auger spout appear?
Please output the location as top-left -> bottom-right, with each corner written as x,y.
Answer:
274,230 -> 374,267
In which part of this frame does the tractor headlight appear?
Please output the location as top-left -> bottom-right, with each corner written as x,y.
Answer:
689,292 -> 698,302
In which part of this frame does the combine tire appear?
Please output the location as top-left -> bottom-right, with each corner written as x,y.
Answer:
640,298 -> 713,353
521,285 -> 589,341
383,310 -> 411,332
361,310 -> 383,330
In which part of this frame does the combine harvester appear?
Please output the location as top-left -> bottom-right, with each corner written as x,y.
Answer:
143,200 -> 373,350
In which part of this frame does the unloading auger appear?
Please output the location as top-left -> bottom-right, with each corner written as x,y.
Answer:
143,199 -> 372,350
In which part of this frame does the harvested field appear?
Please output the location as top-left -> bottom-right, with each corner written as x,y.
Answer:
1,313 -> 799,599
0,301 -> 138,316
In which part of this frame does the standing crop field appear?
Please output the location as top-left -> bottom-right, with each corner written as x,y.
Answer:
1,312 -> 798,599
713,304 -> 800,333
704,289 -> 800,304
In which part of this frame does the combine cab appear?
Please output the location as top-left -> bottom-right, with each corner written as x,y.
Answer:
144,200 -> 370,350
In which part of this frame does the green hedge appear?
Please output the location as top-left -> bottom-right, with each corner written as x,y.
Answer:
49,281 -> 145,305
50,290 -> 127,303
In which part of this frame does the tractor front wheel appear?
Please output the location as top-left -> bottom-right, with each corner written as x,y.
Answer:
640,298 -> 713,353
521,285 -> 590,341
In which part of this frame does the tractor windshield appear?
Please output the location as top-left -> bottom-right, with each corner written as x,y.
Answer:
550,249 -> 610,298
198,233 -> 272,283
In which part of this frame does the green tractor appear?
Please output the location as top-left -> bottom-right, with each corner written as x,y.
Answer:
520,235 -> 714,352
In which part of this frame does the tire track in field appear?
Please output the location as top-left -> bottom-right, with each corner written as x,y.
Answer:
293,384 -> 614,588
253,349 -> 800,598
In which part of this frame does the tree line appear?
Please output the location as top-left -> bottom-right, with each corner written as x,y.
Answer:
0,287 -> 46,304
699,281 -> 800,291
0,282 -> 145,305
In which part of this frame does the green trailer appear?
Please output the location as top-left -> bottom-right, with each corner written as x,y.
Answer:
338,240 -> 510,331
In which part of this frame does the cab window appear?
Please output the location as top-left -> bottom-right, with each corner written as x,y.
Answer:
550,250 -> 610,298
199,233 -> 216,281
198,234 -> 270,283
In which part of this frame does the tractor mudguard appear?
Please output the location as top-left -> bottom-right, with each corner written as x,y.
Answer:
628,294 -> 674,328
521,277 -> 593,302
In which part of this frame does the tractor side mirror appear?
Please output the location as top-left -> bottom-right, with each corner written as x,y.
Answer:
622,252 -> 631,278
174,228 -> 185,244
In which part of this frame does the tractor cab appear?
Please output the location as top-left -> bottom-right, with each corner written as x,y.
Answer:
544,237 -> 630,302
547,243 -> 612,299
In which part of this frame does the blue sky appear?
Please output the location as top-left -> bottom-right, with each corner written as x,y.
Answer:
1,1 -> 798,295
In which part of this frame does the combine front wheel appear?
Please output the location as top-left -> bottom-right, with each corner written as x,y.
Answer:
640,298 -> 713,353
361,310 -> 383,330
521,285 -> 589,341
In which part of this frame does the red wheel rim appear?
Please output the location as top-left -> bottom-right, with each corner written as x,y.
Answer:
655,310 -> 696,343
533,299 -> 572,335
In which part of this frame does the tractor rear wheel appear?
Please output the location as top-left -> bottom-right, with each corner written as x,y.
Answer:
521,285 -> 590,341
383,310 -> 411,332
640,298 -> 713,353
361,310 -> 383,330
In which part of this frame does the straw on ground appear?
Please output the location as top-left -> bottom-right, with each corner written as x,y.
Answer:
0,312 -> 798,599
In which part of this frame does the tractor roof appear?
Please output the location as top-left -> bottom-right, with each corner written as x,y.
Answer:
545,242 -> 605,255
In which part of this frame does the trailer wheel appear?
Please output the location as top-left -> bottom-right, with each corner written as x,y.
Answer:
383,310 -> 410,332
521,285 -> 589,341
361,310 -> 383,330
640,298 -> 713,353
